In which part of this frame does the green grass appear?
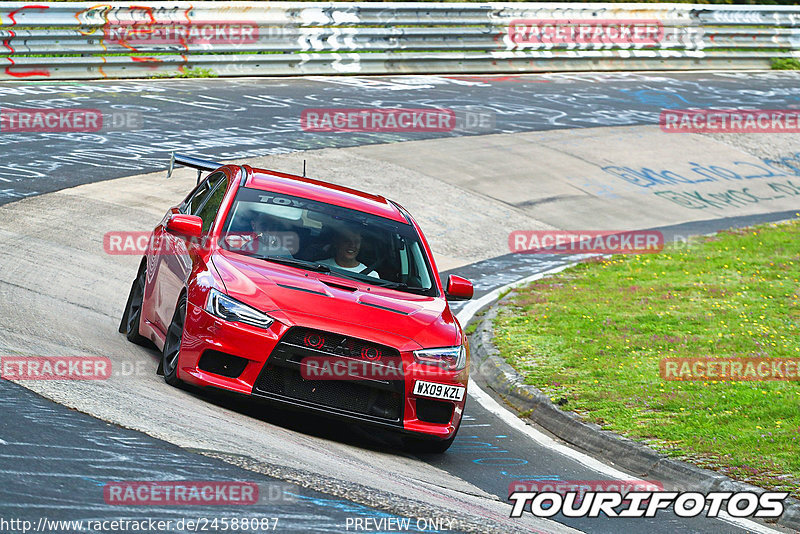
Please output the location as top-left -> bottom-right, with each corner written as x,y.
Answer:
772,58 -> 800,70
465,308 -> 488,336
464,321 -> 479,336
151,66 -> 217,79
493,218 -> 800,496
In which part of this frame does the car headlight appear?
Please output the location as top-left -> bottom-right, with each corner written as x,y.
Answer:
205,289 -> 274,329
413,345 -> 467,371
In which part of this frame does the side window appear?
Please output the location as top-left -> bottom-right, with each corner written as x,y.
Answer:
196,179 -> 228,233
396,236 -> 411,283
409,242 -> 432,289
187,182 -> 211,215
183,172 -> 225,216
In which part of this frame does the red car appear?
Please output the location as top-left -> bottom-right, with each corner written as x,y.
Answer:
120,154 -> 474,452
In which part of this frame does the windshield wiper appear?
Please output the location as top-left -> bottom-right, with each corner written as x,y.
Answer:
260,256 -> 331,273
312,269 -> 428,294
372,280 -> 427,293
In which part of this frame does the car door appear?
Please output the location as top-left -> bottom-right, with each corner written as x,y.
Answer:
152,171 -> 229,334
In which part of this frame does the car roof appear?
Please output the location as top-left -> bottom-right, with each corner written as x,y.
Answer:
243,166 -> 409,224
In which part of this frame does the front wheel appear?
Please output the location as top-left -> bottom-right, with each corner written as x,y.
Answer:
402,432 -> 457,454
162,296 -> 186,387
402,414 -> 462,454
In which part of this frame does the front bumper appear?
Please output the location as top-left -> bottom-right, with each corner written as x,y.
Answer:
179,302 -> 466,439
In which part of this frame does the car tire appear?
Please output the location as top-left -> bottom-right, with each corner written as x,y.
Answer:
402,432 -> 457,454
162,296 -> 187,387
402,413 -> 462,454
120,264 -> 149,347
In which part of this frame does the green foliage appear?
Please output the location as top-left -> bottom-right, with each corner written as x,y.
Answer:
772,57 -> 800,70
151,67 -> 218,79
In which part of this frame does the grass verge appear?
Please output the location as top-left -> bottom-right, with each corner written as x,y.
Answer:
771,58 -> 800,70
493,218 -> 800,497
151,67 -> 218,79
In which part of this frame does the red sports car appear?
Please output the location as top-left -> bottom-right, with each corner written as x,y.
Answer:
120,153 -> 474,452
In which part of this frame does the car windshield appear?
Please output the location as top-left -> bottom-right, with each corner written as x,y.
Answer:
220,187 -> 438,296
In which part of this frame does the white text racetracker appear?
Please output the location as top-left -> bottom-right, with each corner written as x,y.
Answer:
413,380 -> 465,402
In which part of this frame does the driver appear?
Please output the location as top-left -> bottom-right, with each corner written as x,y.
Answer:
318,225 -> 378,278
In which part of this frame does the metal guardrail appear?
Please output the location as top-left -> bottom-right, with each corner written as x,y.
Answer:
1,2 -> 798,79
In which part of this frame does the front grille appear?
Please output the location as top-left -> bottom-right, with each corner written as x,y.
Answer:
253,327 -> 404,425
256,365 -> 401,421
281,327 -> 401,363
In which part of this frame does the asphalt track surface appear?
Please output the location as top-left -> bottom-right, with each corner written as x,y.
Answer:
0,379 -> 447,534
1,71 -> 799,203
1,72 -> 799,533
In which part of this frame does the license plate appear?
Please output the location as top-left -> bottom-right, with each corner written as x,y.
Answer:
413,380 -> 465,402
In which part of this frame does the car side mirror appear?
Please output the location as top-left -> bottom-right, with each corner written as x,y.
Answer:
166,214 -> 203,240
445,275 -> 473,301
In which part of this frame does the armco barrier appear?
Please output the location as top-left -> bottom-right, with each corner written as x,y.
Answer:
1,2 -> 799,79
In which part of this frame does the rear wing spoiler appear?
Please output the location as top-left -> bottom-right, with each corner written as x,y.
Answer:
166,152 -> 223,184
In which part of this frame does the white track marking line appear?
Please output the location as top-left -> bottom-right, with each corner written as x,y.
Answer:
0,438 -> 7,445
458,265 -> 783,534
468,380 -> 634,481
716,512 -> 782,534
